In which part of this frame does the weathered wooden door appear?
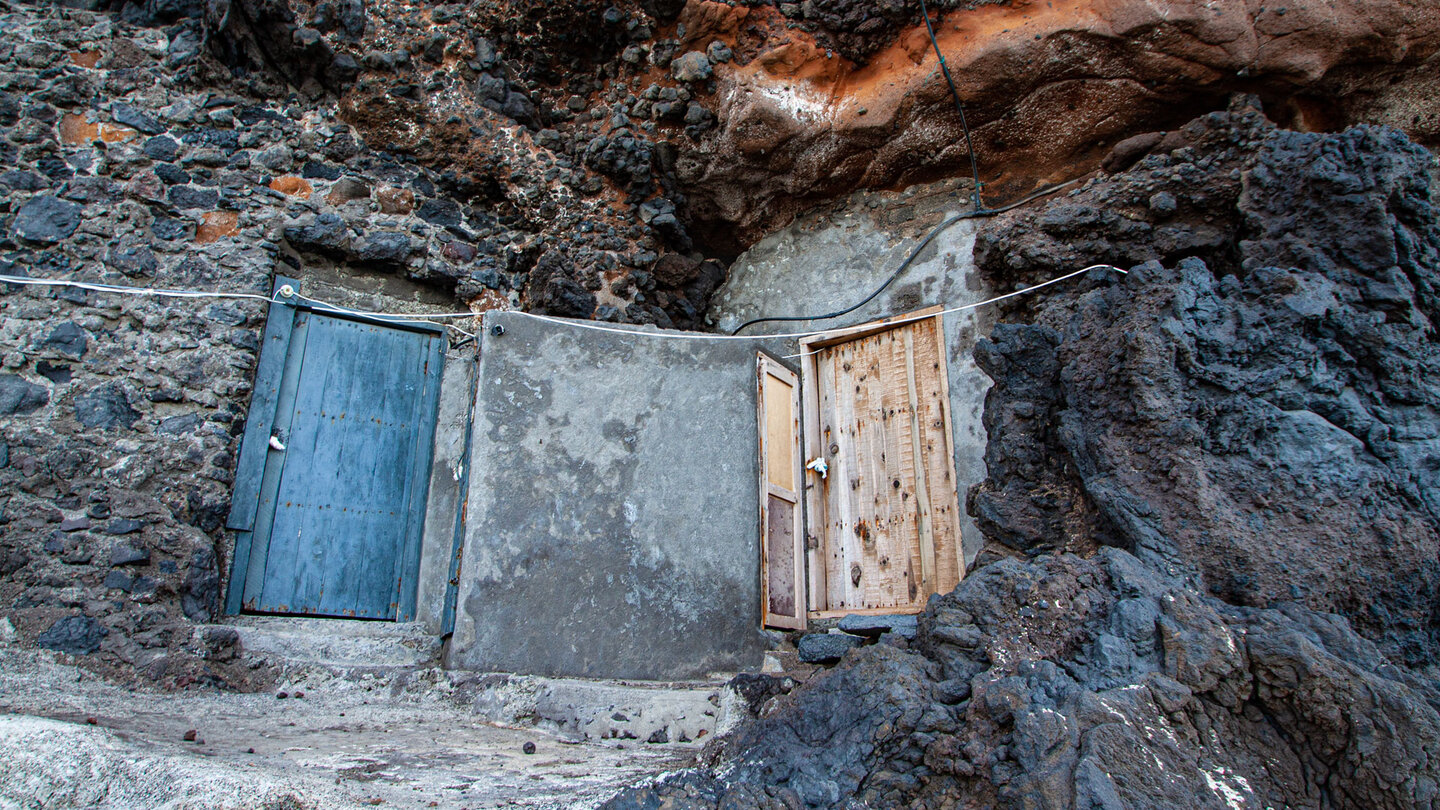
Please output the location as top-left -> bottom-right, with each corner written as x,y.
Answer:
226,281 -> 444,620
757,354 -> 806,630
800,309 -> 964,616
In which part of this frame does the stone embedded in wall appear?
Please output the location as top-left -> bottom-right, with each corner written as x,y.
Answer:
195,211 -> 239,244
268,175 -> 313,198
36,616 -> 108,655
0,375 -> 49,415
13,196 -> 83,243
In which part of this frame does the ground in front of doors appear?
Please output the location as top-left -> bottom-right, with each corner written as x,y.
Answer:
0,643 -> 693,810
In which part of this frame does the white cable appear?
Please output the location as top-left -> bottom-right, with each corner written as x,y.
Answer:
0,262 -> 1123,346
0,273 -> 479,337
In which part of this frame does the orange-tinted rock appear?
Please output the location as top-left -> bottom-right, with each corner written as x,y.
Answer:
467,288 -> 510,313
375,186 -> 415,214
677,0 -> 1440,250
196,211 -> 240,244
59,114 -> 99,145
59,114 -> 137,145
69,50 -> 100,68
268,176 -> 313,198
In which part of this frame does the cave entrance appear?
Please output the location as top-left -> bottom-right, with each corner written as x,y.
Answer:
795,308 -> 966,618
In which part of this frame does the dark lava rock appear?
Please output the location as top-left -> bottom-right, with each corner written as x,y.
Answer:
167,185 -> 219,209
104,519 -> 145,535
796,631 -> 865,663
110,102 -> 163,134
973,114 -> 1440,666
0,374 -> 48,415
142,136 -> 180,162
284,213 -> 350,256
75,384 -> 139,430
355,232 -> 414,267
836,613 -> 918,639
606,551 -> 1440,810
182,548 -> 220,621
36,615 -> 108,655
43,322 -> 88,358
150,215 -> 190,241
12,195 -> 81,243
110,542 -> 150,566
525,248 -> 595,318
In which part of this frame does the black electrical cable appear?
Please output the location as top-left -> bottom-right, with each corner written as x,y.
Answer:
920,0 -> 984,212
729,0 -> 1012,336
729,179 -> 1078,335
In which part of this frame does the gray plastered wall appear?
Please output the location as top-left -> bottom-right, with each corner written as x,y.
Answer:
446,310 -> 780,680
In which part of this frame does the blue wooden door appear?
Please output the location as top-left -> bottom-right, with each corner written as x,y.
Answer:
230,306 -> 444,620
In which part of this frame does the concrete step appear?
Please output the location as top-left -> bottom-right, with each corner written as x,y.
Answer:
214,617 -> 443,669
468,674 -> 744,746
208,618 -> 751,747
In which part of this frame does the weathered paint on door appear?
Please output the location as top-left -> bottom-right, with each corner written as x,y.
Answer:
800,310 -> 963,616
227,298 -> 444,620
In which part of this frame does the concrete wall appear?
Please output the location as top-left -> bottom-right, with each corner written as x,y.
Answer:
446,311 -> 774,680
706,178 -> 994,567
414,347 -> 476,634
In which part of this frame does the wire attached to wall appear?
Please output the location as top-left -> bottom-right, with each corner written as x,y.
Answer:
1,264 -> 1125,348
919,0 -> 984,212
728,179 -> 1080,335
728,0 -> 1053,337
0,274 -> 481,338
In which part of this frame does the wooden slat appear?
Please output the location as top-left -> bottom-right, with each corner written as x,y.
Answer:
904,326 -> 936,596
227,275 -> 300,533
241,310 -> 312,612
801,349 -> 827,613
397,333 -> 445,621
764,372 -> 796,492
918,316 -> 965,591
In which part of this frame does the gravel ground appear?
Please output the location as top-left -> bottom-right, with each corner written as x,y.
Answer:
0,641 -> 692,810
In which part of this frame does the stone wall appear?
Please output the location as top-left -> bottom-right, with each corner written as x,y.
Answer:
0,6 -> 492,685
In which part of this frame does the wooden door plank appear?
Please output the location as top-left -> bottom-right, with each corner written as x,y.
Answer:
801,349 -> 828,614
241,310 -> 312,611
918,316 -> 965,592
228,276 -> 301,533
397,334 -> 445,621
879,328 -> 921,609
904,326 -> 937,600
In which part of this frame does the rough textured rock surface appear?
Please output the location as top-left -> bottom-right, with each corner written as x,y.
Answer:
602,113 -> 1440,810
973,104 -> 1440,666
607,550 -> 1440,810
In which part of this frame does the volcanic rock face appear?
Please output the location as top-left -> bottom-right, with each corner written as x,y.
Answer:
609,550 -> 1440,810
973,105 -> 1440,665
286,0 -> 1439,275
603,113 -> 1440,810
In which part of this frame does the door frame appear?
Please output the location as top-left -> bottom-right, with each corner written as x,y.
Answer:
224,276 -> 447,620
797,306 -> 964,618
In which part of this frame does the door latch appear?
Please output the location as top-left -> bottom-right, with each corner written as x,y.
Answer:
806,457 -> 829,479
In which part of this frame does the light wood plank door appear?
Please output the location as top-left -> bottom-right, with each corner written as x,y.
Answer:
802,312 -> 963,616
